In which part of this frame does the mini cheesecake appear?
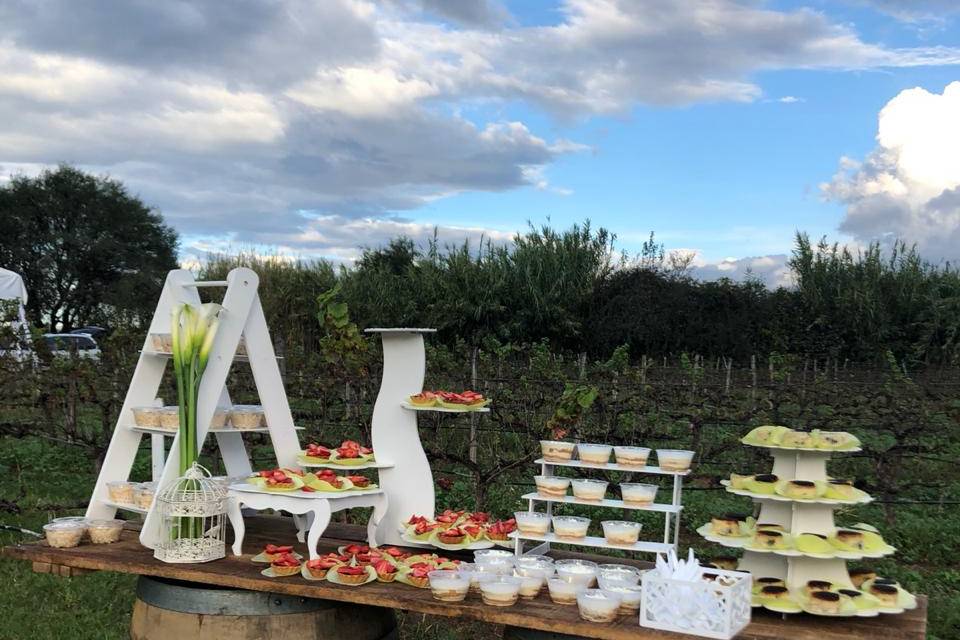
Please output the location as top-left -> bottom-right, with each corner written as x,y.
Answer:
848,568 -> 876,588
753,529 -> 787,549
781,479 -> 819,499
802,580 -> 833,597
869,583 -> 900,606
830,529 -> 866,551
824,479 -> 856,500
755,523 -> 785,531
808,590 -> 842,614
754,577 -> 786,592
710,556 -> 739,571
711,514 -> 745,537
747,474 -> 780,495
759,585 -> 791,601
781,430 -> 815,448
729,473 -> 753,490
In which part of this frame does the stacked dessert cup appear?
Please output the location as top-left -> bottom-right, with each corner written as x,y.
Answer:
698,426 -> 918,618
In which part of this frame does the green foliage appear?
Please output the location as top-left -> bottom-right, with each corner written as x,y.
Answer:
0,165 -> 179,330
546,383 -> 599,439
316,282 -> 371,378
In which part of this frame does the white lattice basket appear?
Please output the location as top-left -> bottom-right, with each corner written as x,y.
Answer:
153,462 -> 228,564
640,567 -> 751,640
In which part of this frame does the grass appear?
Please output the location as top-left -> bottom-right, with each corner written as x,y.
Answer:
1,437 -> 956,639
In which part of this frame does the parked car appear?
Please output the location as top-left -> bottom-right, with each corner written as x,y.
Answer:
69,326 -> 109,339
42,333 -> 101,360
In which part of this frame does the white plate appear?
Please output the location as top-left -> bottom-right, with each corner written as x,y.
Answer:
696,523 -> 751,547
721,480 -> 872,505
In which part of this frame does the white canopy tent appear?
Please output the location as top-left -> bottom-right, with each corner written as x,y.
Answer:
0,267 -> 28,327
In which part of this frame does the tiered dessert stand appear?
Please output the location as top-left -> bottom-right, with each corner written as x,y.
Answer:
699,431 -> 917,617
512,450 -> 686,557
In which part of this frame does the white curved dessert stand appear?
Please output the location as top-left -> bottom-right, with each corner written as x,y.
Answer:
365,328 -> 437,546
226,487 -> 388,560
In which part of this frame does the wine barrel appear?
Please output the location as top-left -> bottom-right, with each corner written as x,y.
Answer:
130,576 -> 397,640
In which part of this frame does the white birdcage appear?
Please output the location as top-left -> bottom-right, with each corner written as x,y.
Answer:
153,462 -> 228,564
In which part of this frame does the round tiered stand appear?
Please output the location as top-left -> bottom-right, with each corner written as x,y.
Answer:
698,434 -> 918,617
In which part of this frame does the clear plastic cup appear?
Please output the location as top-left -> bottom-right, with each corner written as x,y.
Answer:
534,475 -> 570,498
613,446 -> 651,467
540,440 -> 576,462
210,408 -> 229,429
230,405 -> 265,430
135,482 -> 157,509
131,406 -> 162,428
601,521 -> 642,546
571,478 -> 608,501
479,575 -> 522,607
552,515 -> 590,540
576,443 -> 612,464
515,555 -> 554,576
656,449 -> 695,472
428,570 -> 470,602
555,559 -> 598,586
601,581 -> 643,614
106,481 -> 135,504
514,571 -> 546,598
514,511 -> 551,535
87,518 -> 124,544
157,407 -> 179,430
597,563 -> 642,584
577,588 -> 623,622
620,482 -> 658,506
43,521 -> 85,548
547,577 -> 584,605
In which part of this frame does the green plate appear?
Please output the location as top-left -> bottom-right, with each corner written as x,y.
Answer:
260,566 -> 302,578
328,452 -> 372,466
251,551 -> 302,564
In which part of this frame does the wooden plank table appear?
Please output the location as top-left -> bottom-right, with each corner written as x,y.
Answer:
1,516 -> 926,640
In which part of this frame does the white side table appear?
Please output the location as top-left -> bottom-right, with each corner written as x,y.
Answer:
226,486 -> 388,560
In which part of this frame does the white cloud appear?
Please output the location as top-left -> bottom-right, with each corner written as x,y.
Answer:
778,96 -> 803,103
823,82 -> 960,260
690,253 -> 794,288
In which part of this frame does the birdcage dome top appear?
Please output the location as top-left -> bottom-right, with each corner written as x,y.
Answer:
157,462 -> 227,507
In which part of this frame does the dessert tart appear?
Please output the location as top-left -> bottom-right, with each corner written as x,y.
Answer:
307,469 -> 348,491
849,567 -> 876,588
346,475 -> 372,489
339,544 -> 370,558
807,590 -> 842,614
434,509 -> 465,526
823,478 -> 856,500
779,479 -> 821,499
270,553 -> 302,577
746,474 -> 779,495
540,440 -> 576,462
335,565 -> 372,585
758,585 -> 791,601
710,514 -> 745,537
249,469 -> 306,492
374,559 -> 398,583
437,527 -> 467,546
400,565 -> 431,588
305,555 -> 342,579
868,583 -> 900,606
330,441 -> 370,466
802,580 -> 834,597
752,529 -> 789,549
462,523 -> 485,542
485,518 -> 516,542
408,391 -> 439,407
830,529 -> 866,551
261,544 -> 295,562
302,443 -> 332,462
409,521 -> 441,541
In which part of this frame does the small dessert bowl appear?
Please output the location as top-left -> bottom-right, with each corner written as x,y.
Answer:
577,589 -> 623,623
106,480 -> 136,504
131,406 -> 162,428
43,521 -> 85,548
620,483 -> 658,506
597,563 -> 642,584
571,478 -> 608,501
547,577 -> 585,605
656,449 -> 695,472
87,518 -> 124,544
514,511 -> 551,535
515,555 -> 554,577
576,443 -> 612,464
230,405 -> 265,430
613,445 -> 651,467
601,521 -> 642,546
479,575 -> 523,607
540,440 -> 576,462
473,552 -> 515,575
534,475 -> 571,498
597,579 -> 643,614
514,571 -> 547,598
428,570 -> 470,602
555,559 -> 598,587
552,515 -> 590,540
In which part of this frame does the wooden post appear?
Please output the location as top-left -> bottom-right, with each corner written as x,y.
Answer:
750,355 -> 757,401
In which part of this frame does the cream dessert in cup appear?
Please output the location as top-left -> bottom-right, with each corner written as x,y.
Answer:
620,482 -> 658,506
479,575 -> 523,607
601,521 -> 641,546
656,449 -> 694,471
547,577 -> 584,605
555,559 -> 598,587
613,446 -> 651,467
577,589 -> 623,623
576,443 -> 612,464
534,475 -> 570,498
514,511 -> 551,535
552,516 -> 590,540
428,570 -> 470,602
540,440 -> 576,462
43,521 -> 85,548
571,478 -> 608,501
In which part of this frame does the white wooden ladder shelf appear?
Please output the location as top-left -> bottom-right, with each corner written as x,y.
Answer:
85,268 -> 302,549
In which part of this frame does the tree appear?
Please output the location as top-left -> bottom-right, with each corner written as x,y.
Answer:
0,165 -> 178,330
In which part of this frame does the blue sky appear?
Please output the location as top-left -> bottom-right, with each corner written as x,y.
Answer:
2,0 -> 960,285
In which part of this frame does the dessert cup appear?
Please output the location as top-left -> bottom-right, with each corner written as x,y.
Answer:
547,577 -> 584,605
514,571 -> 546,598
157,407 -> 179,430
598,580 -> 642,614
210,408 -> 229,429
577,589 -> 622,623
620,483 -> 658,506
107,481 -> 135,504
131,406 -> 162,428
576,443 -> 612,464
150,333 -> 173,353
571,478 -> 608,501
514,511 -> 551,535
552,516 -> 590,540
428,570 -> 470,602
135,482 -> 157,509
43,521 -> 85,548
597,564 -> 641,584
473,549 -> 514,562
612,446 -> 650,467
534,475 -> 570,498
479,575 -> 522,607
473,553 -> 515,576
230,405 -> 265,430
515,555 -> 554,576
87,519 -> 124,544
540,440 -> 576,462
601,521 -> 641,546
656,449 -> 694,471
555,559 -> 598,587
